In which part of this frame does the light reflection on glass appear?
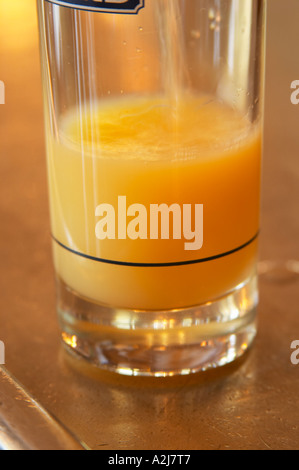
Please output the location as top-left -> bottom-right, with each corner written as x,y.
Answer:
62,332 -> 78,349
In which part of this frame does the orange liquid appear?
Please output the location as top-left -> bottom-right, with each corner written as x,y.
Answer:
46,94 -> 261,310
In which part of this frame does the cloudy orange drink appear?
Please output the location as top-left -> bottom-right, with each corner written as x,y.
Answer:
46,94 -> 261,311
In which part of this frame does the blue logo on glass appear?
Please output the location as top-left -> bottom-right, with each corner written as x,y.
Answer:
46,0 -> 145,14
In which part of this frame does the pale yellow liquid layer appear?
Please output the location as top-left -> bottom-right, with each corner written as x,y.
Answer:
46,94 -> 262,310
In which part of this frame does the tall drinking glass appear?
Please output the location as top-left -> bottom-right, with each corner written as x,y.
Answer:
37,0 -> 266,376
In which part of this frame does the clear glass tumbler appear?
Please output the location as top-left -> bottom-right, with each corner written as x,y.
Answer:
37,0 -> 266,376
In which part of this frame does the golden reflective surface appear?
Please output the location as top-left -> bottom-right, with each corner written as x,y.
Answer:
1,0 -> 299,450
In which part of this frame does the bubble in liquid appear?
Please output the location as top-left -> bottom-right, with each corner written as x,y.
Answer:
139,26 -> 143,32
208,8 -> 215,20
191,30 -> 201,39
209,8 -> 221,31
136,47 -> 142,53
123,41 -> 127,46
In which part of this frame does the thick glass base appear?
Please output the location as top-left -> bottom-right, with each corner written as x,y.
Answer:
57,275 -> 258,377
